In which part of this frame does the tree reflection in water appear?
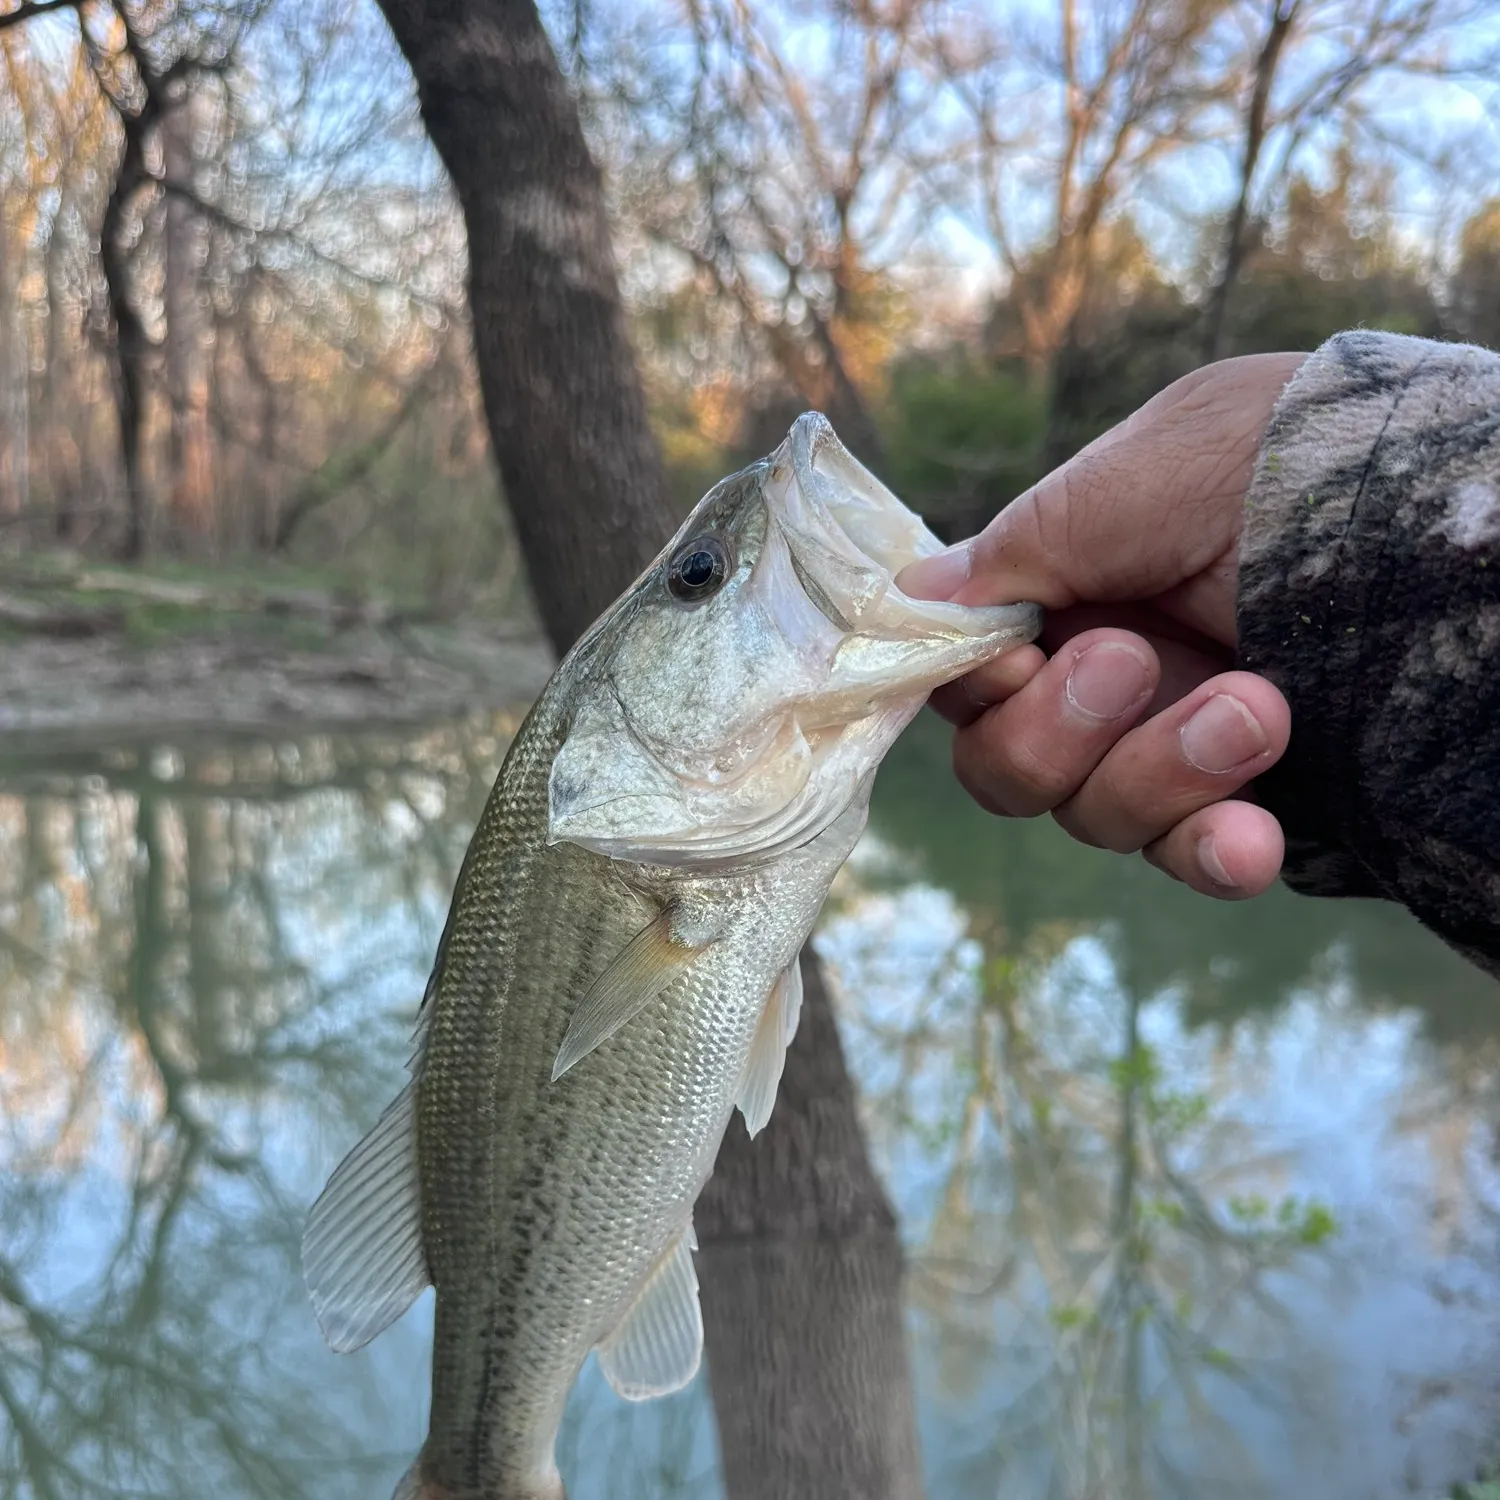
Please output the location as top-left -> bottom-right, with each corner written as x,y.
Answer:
0,720 -> 482,1499
820,886 -> 1334,1500
818,712 -> 1500,1500
1,710 -> 1499,1500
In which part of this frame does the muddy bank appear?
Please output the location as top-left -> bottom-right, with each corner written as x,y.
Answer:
0,622 -> 555,749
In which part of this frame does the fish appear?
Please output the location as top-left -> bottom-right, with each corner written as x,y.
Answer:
300,412 -> 1040,1500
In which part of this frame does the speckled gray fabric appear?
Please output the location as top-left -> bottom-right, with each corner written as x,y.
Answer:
1237,330 -> 1500,974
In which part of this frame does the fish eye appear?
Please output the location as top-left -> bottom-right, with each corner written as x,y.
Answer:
666,535 -> 731,604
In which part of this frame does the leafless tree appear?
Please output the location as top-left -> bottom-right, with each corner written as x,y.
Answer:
1200,0 -> 1500,362
942,0 -> 1238,375
0,0 -> 494,588
582,0 -> 967,466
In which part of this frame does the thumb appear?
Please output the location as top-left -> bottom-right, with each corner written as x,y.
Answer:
897,353 -> 1305,613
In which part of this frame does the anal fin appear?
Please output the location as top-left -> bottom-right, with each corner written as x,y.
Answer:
391,1457 -> 422,1500
597,1222 -> 703,1401
736,957 -> 803,1138
302,1080 -> 430,1354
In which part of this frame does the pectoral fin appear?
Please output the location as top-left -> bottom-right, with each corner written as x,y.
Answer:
735,957 -> 803,1137
597,1222 -> 703,1400
301,1080 -> 430,1354
552,910 -> 713,1081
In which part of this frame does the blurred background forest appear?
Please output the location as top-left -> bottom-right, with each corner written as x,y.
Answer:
1,0 -> 1499,622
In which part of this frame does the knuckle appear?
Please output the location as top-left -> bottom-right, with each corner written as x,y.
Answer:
953,734 -> 1014,818
1053,777 -> 1149,854
1054,459 -> 1108,563
1050,801 -> 1107,849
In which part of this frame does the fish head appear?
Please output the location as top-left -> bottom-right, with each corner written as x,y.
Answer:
548,412 -> 1041,867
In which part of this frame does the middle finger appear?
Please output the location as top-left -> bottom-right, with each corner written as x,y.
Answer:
952,628 -> 1160,817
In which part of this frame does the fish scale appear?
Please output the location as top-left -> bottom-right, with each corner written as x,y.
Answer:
300,413 -> 1040,1500
418,675 -> 851,1496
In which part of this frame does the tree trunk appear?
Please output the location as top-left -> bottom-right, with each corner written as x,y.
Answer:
374,0 -> 675,648
373,2 -> 923,1492
695,954 -> 923,1500
45,227 -> 79,540
0,207 -> 28,518
1200,1 -> 1298,364
100,118 -> 154,561
162,85 -> 214,544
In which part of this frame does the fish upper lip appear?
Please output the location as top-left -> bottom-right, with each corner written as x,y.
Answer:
773,412 -> 1023,639
784,412 -> 931,580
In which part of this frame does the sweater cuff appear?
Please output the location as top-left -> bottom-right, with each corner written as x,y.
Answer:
1236,330 -> 1500,906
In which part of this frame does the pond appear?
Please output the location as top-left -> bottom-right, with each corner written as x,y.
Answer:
1,707 -> 1498,1500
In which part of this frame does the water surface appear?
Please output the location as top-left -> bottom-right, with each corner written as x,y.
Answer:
1,710 -> 1497,1499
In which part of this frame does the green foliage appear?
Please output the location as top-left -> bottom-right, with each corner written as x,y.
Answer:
650,395 -> 737,515
879,359 -> 1048,534
1292,1202 -> 1338,1248
1112,1043 -> 1211,1143
1146,1086 -> 1210,1137
1453,1472 -> 1500,1500
1107,1044 -> 1339,1251
864,161 -> 1453,537
1219,166 -> 1444,356
1048,1304 -> 1093,1331
1107,1042 -> 1164,1095
1451,200 -> 1500,351
1145,1197 -> 1188,1229
1221,259 -> 1442,356
1223,1192 -> 1337,1246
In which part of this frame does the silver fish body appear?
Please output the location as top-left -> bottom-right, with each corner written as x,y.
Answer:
301,415 -> 1040,1500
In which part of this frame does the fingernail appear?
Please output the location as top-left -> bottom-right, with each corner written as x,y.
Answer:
1180,694 -> 1268,774
1065,642 -> 1151,721
1196,834 -> 1237,889
897,541 -> 972,601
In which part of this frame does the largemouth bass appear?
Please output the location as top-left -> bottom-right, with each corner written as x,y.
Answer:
302,414 -> 1039,1500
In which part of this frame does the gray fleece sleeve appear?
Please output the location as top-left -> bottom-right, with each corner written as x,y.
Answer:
1236,330 -> 1500,976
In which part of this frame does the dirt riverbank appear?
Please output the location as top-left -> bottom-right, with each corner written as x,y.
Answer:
0,621 -> 554,749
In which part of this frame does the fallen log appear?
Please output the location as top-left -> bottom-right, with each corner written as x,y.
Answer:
0,589 -> 125,638
69,569 -> 404,627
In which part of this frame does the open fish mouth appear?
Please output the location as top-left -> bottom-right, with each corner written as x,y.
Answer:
766,412 -> 1015,641
544,412 -> 1040,869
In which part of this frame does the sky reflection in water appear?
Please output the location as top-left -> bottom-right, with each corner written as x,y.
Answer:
0,709 -> 1497,1500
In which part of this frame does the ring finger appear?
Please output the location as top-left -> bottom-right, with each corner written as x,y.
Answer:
1052,671 -> 1290,852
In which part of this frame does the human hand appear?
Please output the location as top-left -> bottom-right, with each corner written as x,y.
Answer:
897,353 -> 1307,900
